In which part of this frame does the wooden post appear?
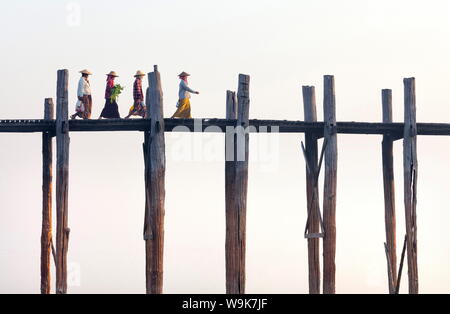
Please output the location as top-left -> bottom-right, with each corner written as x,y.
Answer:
55,69 -> 70,294
144,65 -> 166,294
322,75 -> 337,294
302,86 -> 321,294
143,87 -> 151,243
403,78 -> 419,294
41,98 -> 54,294
143,131 -> 150,240
381,89 -> 397,294
225,90 -> 239,294
225,75 -> 250,294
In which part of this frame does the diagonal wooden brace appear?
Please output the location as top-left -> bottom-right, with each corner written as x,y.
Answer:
301,138 -> 328,238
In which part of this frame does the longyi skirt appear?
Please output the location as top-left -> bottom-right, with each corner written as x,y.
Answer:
171,98 -> 191,118
100,99 -> 121,119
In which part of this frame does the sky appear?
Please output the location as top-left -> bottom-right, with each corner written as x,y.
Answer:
1,0 -> 450,294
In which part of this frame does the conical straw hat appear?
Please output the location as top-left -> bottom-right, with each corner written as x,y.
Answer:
134,70 -> 146,77
178,71 -> 190,77
106,71 -> 119,77
79,69 -> 92,75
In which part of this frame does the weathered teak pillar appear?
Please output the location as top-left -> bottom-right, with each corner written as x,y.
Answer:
143,86 -> 151,245
381,89 -> 397,294
41,98 -> 54,294
403,78 -> 418,294
302,86 -> 321,294
55,69 -> 70,294
144,65 -> 166,294
225,90 -> 238,294
322,75 -> 337,294
225,75 -> 250,294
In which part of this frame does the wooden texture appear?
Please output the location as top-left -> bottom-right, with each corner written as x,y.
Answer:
403,78 -> 419,294
143,130 -> 150,242
41,98 -> 54,294
381,89 -> 397,293
225,90 -> 238,293
322,75 -> 337,294
225,75 -> 250,294
302,86 -> 321,294
55,70 -> 70,294
144,66 -> 166,294
384,242 -> 394,294
235,74 -> 250,294
143,87 -> 151,242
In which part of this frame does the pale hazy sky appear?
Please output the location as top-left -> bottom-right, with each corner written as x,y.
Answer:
1,0 -> 450,293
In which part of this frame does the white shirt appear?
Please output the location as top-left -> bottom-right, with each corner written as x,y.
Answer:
178,79 -> 196,99
77,77 -> 91,97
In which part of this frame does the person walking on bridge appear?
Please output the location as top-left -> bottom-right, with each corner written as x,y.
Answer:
71,69 -> 92,120
125,70 -> 147,119
171,71 -> 199,119
99,71 -> 121,119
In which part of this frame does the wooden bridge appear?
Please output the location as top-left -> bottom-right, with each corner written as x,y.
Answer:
0,65 -> 429,294
2,118 -> 450,135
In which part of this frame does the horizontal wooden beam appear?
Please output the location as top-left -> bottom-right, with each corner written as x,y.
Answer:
3,118 -> 450,135
0,120 -> 55,132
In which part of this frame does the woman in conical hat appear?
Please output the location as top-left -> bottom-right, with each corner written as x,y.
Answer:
125,70 -> 147,119
99,71 -> 121,119
71,69 -> 93,120
171,71 -> 199,119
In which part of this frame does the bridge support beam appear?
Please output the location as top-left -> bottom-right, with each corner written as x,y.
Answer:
302,86 -> 321,294
403,78 -> 419,294
381,89 -> 398,294
144,65 -> 166,294
55,69 -> 70,294
322,75 -> 338,294
225,74 -> 250,294
41,98 -> 54,294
